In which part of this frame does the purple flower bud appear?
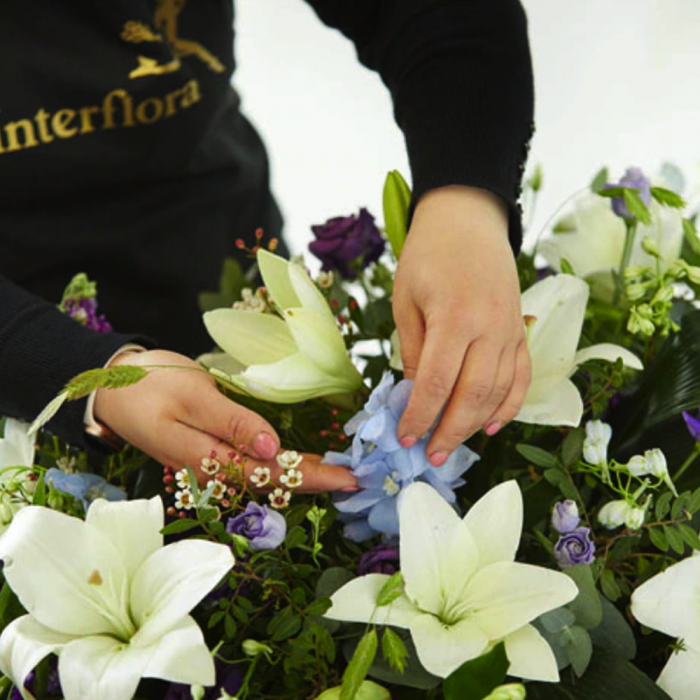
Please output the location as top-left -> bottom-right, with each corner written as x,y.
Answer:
358,543 -> 400,576
607,167 -> 651,220
551,500 -> 580,534
62,296 -> 113,333
226,501 -> 286,551
683,410 -> 700,443
309,208 -> 385,279
554,527 -> 595,568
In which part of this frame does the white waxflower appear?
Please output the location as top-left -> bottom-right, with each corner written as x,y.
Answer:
279,469 -> 303,489
276,451 -> 303,471
200,458 -> 220,476
249,467 -> 271,488
175,469 -> 190,490
317,271 -> 334,289
175,490 -> 195,511
232,288 -> 267,313
268,489 -> 291,510
598,499 -> 646,530
207,481 -> 226,501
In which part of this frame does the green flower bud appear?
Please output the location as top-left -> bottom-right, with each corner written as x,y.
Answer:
190,685 -> 206,700
242,639 -> 273,657
651,285 -> 674,304
641,236 -> 661,258
625,282 -> 648,301
686,265 -> 700,285
484,683 -> 527,700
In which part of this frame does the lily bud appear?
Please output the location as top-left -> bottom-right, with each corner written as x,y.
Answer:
484,684 -> 527,700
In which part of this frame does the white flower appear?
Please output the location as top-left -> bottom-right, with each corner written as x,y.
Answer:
232,287 -> 267,313
207,481 -> 226,501
200,458 -> 220,476
268,488 -> 291,510
0,420 -> 37,536
276,451 -> 303,471
175,490 -> 195,511
325,481 -> 577,680
539,193 -> 684,279
626,449 -> 677,496
585,420 -> 612,444
249,466 -> 271,488
583,440 -> 607,468
203,250 -> 364,403
317,271 -> 334,289
0,498 -> 234,700
175,469 -> 191,490
279,469 -> 303,489
515,275 -> 643,427
598,499 -> 646,530
631,556 -> 700,700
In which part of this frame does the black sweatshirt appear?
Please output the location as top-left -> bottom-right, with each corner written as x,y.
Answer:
0,0 -> 533,448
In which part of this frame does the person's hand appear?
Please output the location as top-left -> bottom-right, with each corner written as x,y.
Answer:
93,349 -> 357,492
393,185 -> 531,465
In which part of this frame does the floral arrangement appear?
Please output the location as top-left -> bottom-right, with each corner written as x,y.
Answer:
2,165 -> 700,700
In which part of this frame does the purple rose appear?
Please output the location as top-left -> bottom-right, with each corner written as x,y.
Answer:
309,208 -> 385,279
358,543 -> 400,576
683,410 -> 700,442
551,500 -> 580,534
606,167 -> 651,220
226,502 -> 286,551
554,527 -> 595,569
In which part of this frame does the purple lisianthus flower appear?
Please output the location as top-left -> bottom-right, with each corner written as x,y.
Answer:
45,468 -> 125,511
226,501 -> 286,551
607,167 -> 652,220
683,410 -> 700,442
309,207 -> 385,279
551,500 -> 580,534
358,543 -> 400,576
554,527 -> 595,569
62,296 -> 112,333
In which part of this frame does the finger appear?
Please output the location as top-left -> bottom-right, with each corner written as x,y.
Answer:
395,301 -> 424,380
427,339 -> 506,464
397,312 -> 470,446
483,340 -> 532,434
179,387 -> 280,461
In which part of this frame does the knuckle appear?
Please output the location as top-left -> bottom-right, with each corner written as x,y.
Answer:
420,372 -> 452,400
464,382 -> 492,404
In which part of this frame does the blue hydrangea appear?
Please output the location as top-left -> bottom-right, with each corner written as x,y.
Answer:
327,373 -> 479,541
45,468 -> 126,511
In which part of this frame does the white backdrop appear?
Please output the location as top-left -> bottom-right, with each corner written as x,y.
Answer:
234,0 -> 700,254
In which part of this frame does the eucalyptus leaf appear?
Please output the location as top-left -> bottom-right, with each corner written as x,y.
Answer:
563,565 -> 602,629
588,596 -> 636,661
559,624 -> 592,677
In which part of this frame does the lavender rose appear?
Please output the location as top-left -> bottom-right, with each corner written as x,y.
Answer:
226,501 -> 286,551
358,543 -> 400,576
309,208 -> 385,279
551,500 -> 580,534
607,167 -> 651,221
554,527 -> 595,569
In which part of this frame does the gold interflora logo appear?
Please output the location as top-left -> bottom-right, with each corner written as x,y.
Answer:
122,0 -> 225,79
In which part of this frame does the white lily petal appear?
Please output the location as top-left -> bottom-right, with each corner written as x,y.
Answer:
131,539 -> 233,646
59,635 -> 152,700
657,644 -> 700,700
573,343 -> 643,372
197,352 -> 247,377
0,444 -> 24,471
287,261 -> 335,319
0,507 -> 130,638
242,353 -> 358,402
203,309 -> 297,367
257,249 -> 301,310
409,613 -> 489,679
86,498 -> 163,580
399,482 -> 478,616
631,557 -> 700,649
522,275 -> 589,381
516,377 -> 583,427
466,562 -> 578,640
143,616 -> 216,686
2,420 -> 34,468
463,481 -> 522,567
503,624 -> 559,682
327,574 -> 421,629
0,616 -> 74,698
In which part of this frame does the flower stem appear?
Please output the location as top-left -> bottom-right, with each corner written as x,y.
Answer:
673,444 -> 700,482
619,221 -> 638,277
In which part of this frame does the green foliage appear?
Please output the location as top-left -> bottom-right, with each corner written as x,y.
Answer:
650,186 -> 685,209
341,629 -> 378,700
381,628 -> 408,674
590,167 -> 609,193
64,365 -> 149,401
382,170 -> 412,259
443,642 -> 509,700
376,573 -> 404,607
59,272 -> 97,306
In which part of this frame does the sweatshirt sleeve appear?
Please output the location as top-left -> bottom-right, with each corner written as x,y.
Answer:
302,0 -> 534,253
0,275 -> 149,448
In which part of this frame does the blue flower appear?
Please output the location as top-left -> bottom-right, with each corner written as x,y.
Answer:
226,502 -> 286,551
45,468 -> 126,511
329,373 -> 478,541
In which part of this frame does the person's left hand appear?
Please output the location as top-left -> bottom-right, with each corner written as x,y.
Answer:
392,185 -> 532,465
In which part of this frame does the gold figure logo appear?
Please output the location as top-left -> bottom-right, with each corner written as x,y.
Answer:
122,0 -> 225,79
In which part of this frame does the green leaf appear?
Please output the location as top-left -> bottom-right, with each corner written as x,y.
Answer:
664,525 -> 685,554
563,565 -> 603,629
198,258 -> 246,313
562,429 -> 584,468
316,681 -> 391,700
31,472 -> 46,506
559,624 -> 593,677
678,523 -> 700,551
588,595 -> 637,661
671,492 -> 690,520
529,164 -> 543,192
539,607 -> 576,634
598,186 -> 625,198
543,469 -> 579,501
560,258 -> 576,276
623,189 -> 652,225
376,572 -> 404,607
285,525 -> 308,550
268,606 -> 302,642
341,629 -> 378,700
683,219 -> 700,256
316,568 -> 355,599
600,569 -> 621,602
64,365 -> 149,401
655,491 -> 673,521
590,167 -> 609,193
382,170 -> 412,259
224,614 -> 237,639
160,518 -> 200,536
516,444 -> 557,469
443,642 -> 509,700
649,526 -> 670,553
381,628 -> 408,673
306,597 -> 333,617
651,186 -> 685,209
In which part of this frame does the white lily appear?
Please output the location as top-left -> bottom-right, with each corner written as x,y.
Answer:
325,481 -> 577,680
515,275 -> 643,427
631,556 -> 700,700
203,250 -> 364,403
0,497 -> 234,700
539,193 -> 684,278
0,420 -> 36,535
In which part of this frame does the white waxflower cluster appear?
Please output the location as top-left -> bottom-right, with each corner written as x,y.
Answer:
232,287 -> 269,313
248,450 -> 304,510
173,456 -> 226,515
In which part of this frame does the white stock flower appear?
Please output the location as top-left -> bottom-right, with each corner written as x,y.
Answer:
583,420 -> 613,467
631,556 -> 700,700
203,250 -> 363,403
598,499 -> 646,530
539,193 -> 684,278
0,420 -> 37,536
326,481 -> 577,680
0,497 -> 234,700
626,449 -> 677,496
515,275 -> 643,427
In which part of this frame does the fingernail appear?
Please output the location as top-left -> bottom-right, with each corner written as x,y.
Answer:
340,485 -> 361,493
400,436 -> 417,449
253,432 -> 278,460
429,451 -> 448,467
485,422 -> 502,437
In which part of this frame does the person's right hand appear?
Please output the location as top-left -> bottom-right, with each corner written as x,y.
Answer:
93,349 -> 357,493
